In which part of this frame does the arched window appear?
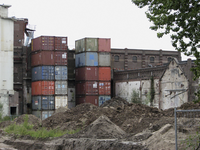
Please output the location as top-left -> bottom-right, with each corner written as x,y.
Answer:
114,55 -> 119,62
150,57 -> 154,63
132,56 -> 137,62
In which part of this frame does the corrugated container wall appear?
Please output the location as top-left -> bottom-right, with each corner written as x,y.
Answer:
41,96 -> 55,110
76,81 -> 98,95
75,52 -> 98,67
76,96 -> 98,106
75,67 -> 98,81
99,95 -> 111,106
55,37 -> 68,50
55,66 -> 68,80
55,81 -> 68,95
99,81 -> 111,95
54,51 -> 68,65
32,96 -> 41,110
99,52 -> 111,66
42,111 -> 54,120
98,38 -> 111,52
32,66 -> 54,81
31,81 -> 55,95
32,36 -> 55,51
31,51 -> 54,67
99,67 -> 111,81
55,96 -> 68,109
75,38 -> 98,53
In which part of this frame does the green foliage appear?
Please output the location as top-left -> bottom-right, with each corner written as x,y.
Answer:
4,114 -> 80,139
132,0 -> 200,99
150,76 -> 155,106
131,89 -> 142,104
144,91 -> 151,105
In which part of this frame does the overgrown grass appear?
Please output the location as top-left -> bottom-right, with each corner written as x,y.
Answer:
4,114 -> 80,139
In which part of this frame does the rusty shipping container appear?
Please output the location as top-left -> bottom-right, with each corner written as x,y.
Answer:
54,51 -> 68,65
76,96 -> 98,106
31,81 -> 55,95
31,51 -> 54,67
99,81 -> 111,95
98,38 -> 111,52
75,67 -> 98,81
99,67 -> 111,81
98,52 -> 111,66
32,36 -> 55,51
55,37 -> 68,50
75,38 -> 98,53
76,81 -> 98,95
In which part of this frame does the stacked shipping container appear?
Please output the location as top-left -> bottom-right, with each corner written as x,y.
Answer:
75,38 -> 111,106
31,36 -> 68,120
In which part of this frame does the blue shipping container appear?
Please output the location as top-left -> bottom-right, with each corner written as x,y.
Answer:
41,96 -> 55,110
32,66 -> 54,81
55,66 -> 68,80
75,53 -> 85,67
99,95 -> 111,106
32,96 -> 41,110
75,52 -> 98,67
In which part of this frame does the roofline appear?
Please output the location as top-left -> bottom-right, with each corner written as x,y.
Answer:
0,4 -> 11,8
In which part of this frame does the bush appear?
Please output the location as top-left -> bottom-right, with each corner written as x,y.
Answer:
131,89 -> 142,104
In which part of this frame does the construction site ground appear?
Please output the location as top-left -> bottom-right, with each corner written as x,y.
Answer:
0,97 -> 200,150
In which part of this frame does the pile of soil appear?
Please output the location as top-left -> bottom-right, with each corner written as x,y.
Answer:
53,106 -> 69,115
13,114 -> 41,127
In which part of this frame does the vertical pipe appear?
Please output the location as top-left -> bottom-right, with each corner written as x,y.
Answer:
175,107 -> 178,150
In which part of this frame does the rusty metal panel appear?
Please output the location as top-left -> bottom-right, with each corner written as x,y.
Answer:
54,51 -> 68,65
32,36 -> 55,51
98,38 -> 111,52
31,51 -> 54,67
99,81 -> 111,95
99,52 -> 111,66
76,81 -> 98,95
31,81 -> 55,95
55,37 -> 68,50
76,96 -> 98,106
99,67 -> 111,81
75,67 -> 98,81
55,96 -> 68,109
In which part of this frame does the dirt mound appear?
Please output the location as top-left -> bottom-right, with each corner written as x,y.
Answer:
100,97 -> 130,109
53,107 -> 69,115
179,101 -> 200,110
0,121 -> 12,129
14,114 -> 41,127
78,115 -> 126,139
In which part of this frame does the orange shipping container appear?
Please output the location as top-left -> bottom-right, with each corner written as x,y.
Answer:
99,81 -> 111,95
99,67 -> 111,81
31,51 -> 54,67
76,96 -> 98,106
32,81 -> 55,95
98,38 -> 111,52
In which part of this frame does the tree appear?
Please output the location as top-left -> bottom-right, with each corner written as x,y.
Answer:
131,89 -> 142,104
132,0 -> 200,100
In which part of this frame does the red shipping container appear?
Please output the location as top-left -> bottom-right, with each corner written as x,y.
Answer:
54,51 -> 68,65
98,38 -> 111,52
99,81 -> 111,95
76,81 -> 98,95
32,36 -> 55,51
99,67 -> 111,81
31,81 -> 55,95
55,37 -> 68,50
76,96 -> 99,106
31,51 -> 54,67
75,67 -> 98,81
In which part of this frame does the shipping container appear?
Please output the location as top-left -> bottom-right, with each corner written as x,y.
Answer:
99,52 -> 111,66
31,81 -> 55,95
99,95 -> 111,106
55,96 -> 68,109
68,101 -> 75,109
55,81 -> 68,95
75,52 -> 98,67
76,96 -> 98,106
42,96 -> 55,110
75,67 -> 98,81
32,111 -> 41,119
32,96 -> 41,110
32,36 -> 55,51
68,88 -> 75,102
42,111 -> 54,120
75,38 -> 85,53
76,81 -> 98,95
99,67 -> 111,81
99,81 -> 111,95
32,66 -> 54,81
54,51 -> 68,65
85,38 -> 98,52
31,51 -> 54,67
98,38 -> 111,52
55,66 -> 68,80
55,37 -> 68,50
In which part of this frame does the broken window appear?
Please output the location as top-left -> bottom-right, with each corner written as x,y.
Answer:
132,56 -> 137,62
168,57 -> 172,62
150,57 -> 154,63
114,55 -> 119,62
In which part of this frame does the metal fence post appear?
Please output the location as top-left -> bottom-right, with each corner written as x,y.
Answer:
175,107 -> 178,150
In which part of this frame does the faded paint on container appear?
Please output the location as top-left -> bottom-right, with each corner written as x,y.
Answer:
55,66 -> 68,80
32,66 -> 54,81
42,96 -> 55,110
55,96 -> 68,109
98,38 -> 111,52
32,96 -> 41,110
76,96 -> 98,106
99,81 -> 111,95
31,51 -> 54,67
75,52 -> 98,67
32,36 -> 55,51
54,51 -> 68,65
85,38 -> 98,52
99,67 -> 111,81
68,88 -> 75,102
99,52 -> 111,66
76,81 -> 98,95
75,38 -> 85,53
99,95 -> 111,106
42,111 -> 54,120
31,81 -> 55,95
75,67 -> 98,81
55,37 -> 68,50
55,81 -> 68,95
75,53 -> 85,67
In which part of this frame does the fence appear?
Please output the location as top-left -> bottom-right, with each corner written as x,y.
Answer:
175,108 -> 200,150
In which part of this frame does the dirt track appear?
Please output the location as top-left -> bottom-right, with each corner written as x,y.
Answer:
1,97 -> 200,150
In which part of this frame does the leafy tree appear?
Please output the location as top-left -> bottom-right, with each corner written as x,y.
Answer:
132,0 -> 200,100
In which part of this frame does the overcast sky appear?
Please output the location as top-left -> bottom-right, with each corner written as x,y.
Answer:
5,0 -> 194,60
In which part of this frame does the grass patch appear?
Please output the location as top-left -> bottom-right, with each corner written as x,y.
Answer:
4,114 -> 80,139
